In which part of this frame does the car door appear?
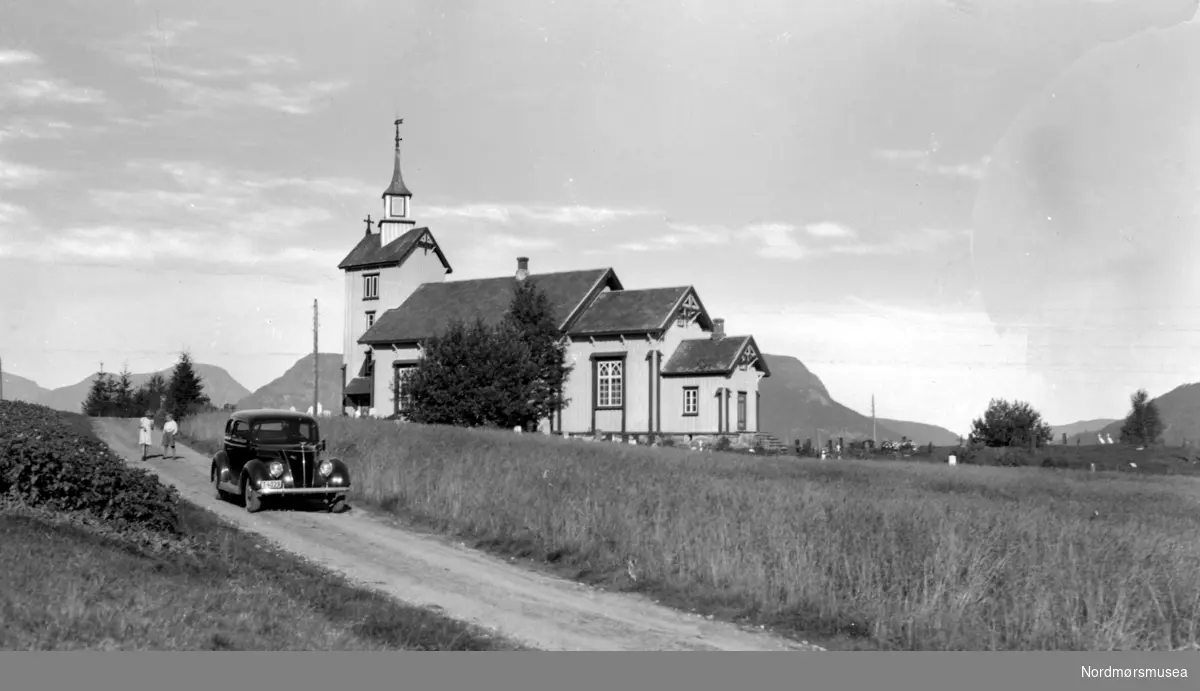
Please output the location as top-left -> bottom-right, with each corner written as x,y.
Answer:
226,419 -> 252,480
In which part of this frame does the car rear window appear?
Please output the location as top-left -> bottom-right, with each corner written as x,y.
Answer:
251,420 -> 318,443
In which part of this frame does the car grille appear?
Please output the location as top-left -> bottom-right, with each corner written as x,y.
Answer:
283,449 -> 317,488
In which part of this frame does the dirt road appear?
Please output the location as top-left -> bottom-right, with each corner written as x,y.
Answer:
94,419 -> 820,651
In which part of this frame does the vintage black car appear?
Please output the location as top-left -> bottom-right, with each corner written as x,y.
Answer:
210,409 -> 351,514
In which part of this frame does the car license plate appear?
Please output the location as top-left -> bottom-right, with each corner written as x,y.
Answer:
260,480 -> 283,490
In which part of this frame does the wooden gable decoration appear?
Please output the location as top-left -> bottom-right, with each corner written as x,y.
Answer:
416,230 -> 437,255
676,292 -> 701,327
738,342 -> 758,370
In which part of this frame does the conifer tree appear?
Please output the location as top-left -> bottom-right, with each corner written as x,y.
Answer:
82,367 -> 112,417
113,365 -> 136,417
503,278 -> 573,429
166,350 -> 210,420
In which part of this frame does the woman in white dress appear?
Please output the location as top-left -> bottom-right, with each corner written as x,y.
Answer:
138,410 -> 154,460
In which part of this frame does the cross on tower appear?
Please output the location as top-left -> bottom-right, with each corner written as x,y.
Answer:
394,118 -> 403,149
363,215 -> 372,235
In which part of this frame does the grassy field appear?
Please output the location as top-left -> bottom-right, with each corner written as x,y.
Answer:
180,412 -> 1200,651
805,441 -> 1200,477
0,404 -> 518,651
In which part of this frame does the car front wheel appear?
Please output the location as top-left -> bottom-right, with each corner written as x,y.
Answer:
213,465 -> 230,502
242,476 -> 263,514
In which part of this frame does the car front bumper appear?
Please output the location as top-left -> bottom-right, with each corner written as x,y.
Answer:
255,485 -> 350,496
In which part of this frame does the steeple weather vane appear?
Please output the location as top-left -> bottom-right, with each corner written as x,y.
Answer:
394,118 -> 403,150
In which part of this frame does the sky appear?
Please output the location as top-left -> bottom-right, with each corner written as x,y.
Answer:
2,0 -> 1199,434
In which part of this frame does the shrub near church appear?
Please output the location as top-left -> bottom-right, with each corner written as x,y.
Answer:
396,280 -> 570,431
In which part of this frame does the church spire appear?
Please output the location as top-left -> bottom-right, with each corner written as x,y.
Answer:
379,118 -> 416,246
383,118 -> 412,198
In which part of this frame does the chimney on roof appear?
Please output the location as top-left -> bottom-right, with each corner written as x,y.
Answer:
516,256 -> 529,282
712,318 -> 725,340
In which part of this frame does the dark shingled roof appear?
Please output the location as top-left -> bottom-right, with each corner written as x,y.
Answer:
569,286 -> 690,335
343,377 -> 372,396
359,269 -> 618,345
661,335 -> 771,377
337,226 -> 452,272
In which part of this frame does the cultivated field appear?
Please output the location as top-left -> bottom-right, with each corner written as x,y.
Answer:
181,412 -> 1200,651
0,401 -> 517,650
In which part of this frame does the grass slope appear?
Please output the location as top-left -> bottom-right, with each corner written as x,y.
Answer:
182,412 -> 1200,651
0,405 -> 516,651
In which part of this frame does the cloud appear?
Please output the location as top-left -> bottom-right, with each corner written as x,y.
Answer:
1,224 -> 345,277
485,233 -> 558,251
106,20 -> 345,116
825,227 -> 961,256
615,221 -> 731,252
0,159 -> 54,188
0,118 -> 80,143
740,222 -> 963,260
741,222 -> 810,260
84,160 -> 356,243
872,144 -> 991,181
805,221 -> 858,239
146,77 -> 348,115
0,50 -> 41,66
127,159 -> 372,199
423,203 -> 656,226
0,49 -> 106,106
3,78 -> 105,105
917,157 -> 991,180
872,148 -> 929,162
0,201 -> 32,224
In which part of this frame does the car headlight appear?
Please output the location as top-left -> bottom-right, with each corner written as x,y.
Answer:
318,460 -> 333,477
268,461 -> 285,478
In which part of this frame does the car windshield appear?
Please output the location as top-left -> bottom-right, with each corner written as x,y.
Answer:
250,419 -> 319,444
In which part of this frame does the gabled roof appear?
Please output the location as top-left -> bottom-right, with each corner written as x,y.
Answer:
569,286 -> 690,336
660,335 -> 771,377
359,269 -> 620,345
338,226 -> 453,272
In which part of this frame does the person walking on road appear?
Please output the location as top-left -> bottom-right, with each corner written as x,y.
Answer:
162,413 -> 179,460
138,410 -> 154,460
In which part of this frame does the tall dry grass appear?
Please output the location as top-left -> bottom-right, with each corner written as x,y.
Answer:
181,412 -> 1200,650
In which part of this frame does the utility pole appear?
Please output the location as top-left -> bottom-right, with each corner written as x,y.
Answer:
872,394 -> 877,446
313,299 -> 319,416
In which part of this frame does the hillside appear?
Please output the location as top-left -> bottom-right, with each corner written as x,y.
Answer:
757,353 -> 957,446
236,353 -> 344,413
1052,418 -> 1118,441
1,371 -> 51,404
1076,382 -> 1200,447
875,418 -> 961,446
37,364 -> 251,414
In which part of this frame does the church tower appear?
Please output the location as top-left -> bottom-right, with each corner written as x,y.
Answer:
379,118 -> 415,246
338,119 -> 453,417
